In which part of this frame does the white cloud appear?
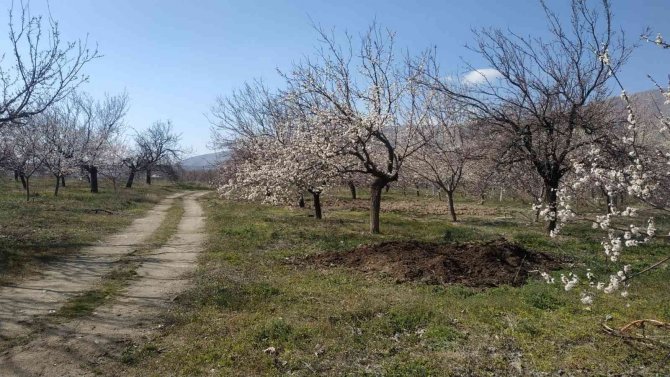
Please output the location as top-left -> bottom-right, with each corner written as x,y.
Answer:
462,68 -> 502,85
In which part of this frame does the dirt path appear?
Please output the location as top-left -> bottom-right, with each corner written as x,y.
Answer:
0,192 -> 186,340
0,191 -> 207,376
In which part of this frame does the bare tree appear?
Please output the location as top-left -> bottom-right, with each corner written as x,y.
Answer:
209,80 -> 286,148
420,0 -> 630,233
126,120 -> 182,187
407,89 -> 480,222
122,151 -> 145,189
0,3 -> 98,128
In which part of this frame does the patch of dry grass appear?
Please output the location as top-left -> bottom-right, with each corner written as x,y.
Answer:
0,177 -> 179,284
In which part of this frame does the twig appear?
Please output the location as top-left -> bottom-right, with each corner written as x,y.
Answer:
620,319 -> 670,333
602,324 -> 656,347
629,255 -> 670,280
513,254 -> 528,284
602,320 -> 670,349
302,361 -> 316,373
90,208 -> 115,215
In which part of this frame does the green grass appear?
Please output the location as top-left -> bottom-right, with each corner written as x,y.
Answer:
0,176 -> 180,284
57,197 -> 185,319
125,191 -> 669,376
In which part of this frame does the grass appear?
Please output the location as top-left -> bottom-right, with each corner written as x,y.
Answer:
0,176 -> 180,284
102,190 -> 669,375
57,197 -> 185,319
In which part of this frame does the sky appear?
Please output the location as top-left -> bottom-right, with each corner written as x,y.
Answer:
3,0 -> 669,156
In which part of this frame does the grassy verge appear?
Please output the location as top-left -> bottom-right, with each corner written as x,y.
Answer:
0,177 -> 180,284
131,192 -> 669,376
57,196 -> 186,319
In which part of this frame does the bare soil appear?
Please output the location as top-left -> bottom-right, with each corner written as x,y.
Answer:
309,239 -> 561,287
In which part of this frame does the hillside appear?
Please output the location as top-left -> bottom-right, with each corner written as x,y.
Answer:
179,151 -> 229,171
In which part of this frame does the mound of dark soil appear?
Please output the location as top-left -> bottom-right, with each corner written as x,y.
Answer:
309,239 -> 561,287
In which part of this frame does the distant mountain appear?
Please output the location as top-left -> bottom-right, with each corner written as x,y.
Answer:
180,151 -> 229,171
627,88 -> 670,115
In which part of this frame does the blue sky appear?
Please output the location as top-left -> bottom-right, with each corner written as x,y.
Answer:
4,0 -> 669,156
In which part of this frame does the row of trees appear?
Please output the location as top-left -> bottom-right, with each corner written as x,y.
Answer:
0,3 -> 183,199
213,1 -> 634,232
212,0 -> 670,297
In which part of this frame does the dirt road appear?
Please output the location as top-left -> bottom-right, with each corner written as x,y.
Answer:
0,191 -> 207,376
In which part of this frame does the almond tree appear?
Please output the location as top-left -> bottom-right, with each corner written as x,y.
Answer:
406,89 -> 478,221
0,3 -> 98,128
215,86 -> 338,219
99,139 -> 131,192
284,25 -> 427,233
125,120 -> 182,187
544,33 -> 670,299
209,81 -> 285,147
3,121 -> 45,201
77,93 -> 128,192
219,123 -> 336,219
39,107 -> 82,195
339,173 -> 368,200
122,151 -> 146,189
0,128 -> 12,169
421,0 -> 630,234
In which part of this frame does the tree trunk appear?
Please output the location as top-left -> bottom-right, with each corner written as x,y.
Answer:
415,184 -> 420,197
438,190 -> 442,201
533,186 -> 545,222
126,170 -> 136,188
544,181 -> 559,233
19,173 -> 27,189
348,181 -> 357,200
298,193 -> 305,208
499,187 -> 504,202
310,190 -> 322,220
90,166 -> 99,193
54,175 -> 60,196
446,190 -> 457,222
604,191 -> 613,214
14,170 -> 19,182
25,177 -> 30,202
146,169 -> 152,185
370,178 -> 387,234
61,175 -> 66,187
385,184 -> 390,193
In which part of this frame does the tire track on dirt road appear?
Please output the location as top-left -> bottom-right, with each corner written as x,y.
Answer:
0,192 -> 186,340
0,191 -> 208,377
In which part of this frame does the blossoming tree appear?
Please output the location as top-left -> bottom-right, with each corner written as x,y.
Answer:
421,0 -> 631,235
545,32 -> 670,300
283,24 -> 428,233
0,3 -> 98,128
